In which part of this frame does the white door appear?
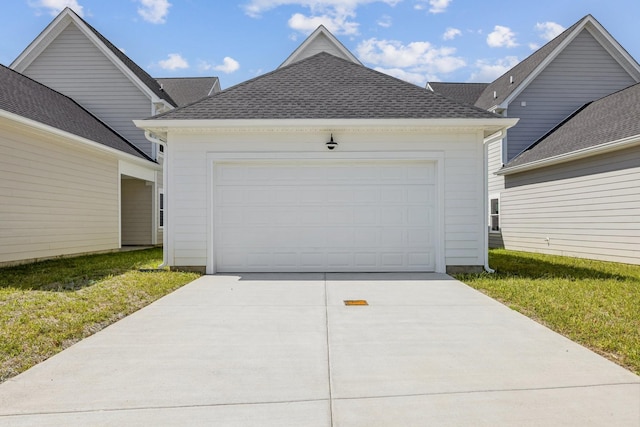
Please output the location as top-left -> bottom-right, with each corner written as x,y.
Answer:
213,160 -> 437,272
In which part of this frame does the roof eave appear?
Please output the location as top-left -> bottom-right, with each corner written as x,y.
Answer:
498,133 -> 640,175
135,117 -> 519,139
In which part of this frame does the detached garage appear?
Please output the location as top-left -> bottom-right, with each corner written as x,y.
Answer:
136,39 -> 515,274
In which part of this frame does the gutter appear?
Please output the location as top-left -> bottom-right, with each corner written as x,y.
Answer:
143,131 -> 169,269
481,129 -> 507,273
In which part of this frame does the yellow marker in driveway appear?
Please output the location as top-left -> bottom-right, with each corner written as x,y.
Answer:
344,300 -> 368,306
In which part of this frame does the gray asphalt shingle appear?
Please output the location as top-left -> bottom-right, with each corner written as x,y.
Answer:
156,77 -> 219,107
0,64 -> 152,161
428,82 -> 489,106
505,82 -> 640,169
152,53 -> 500,121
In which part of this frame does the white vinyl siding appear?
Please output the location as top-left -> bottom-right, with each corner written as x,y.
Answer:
501,145 -> 640,265
19,23 -> 154,157
166,131 -> 486,271
121,178 -> 153,245
0,124 -> 119,265
506,29 -> 638,161
284,33 -> 353,65
487,139 -> 505,194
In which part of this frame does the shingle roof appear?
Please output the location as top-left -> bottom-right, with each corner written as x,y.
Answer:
152,53 -> 500,121
156,77 -> 219,107
0,64 -> 152,161
428,82 -> 489,105
71,9 -> 177,108
505,82 -> 640,169
475,16 -> 587,110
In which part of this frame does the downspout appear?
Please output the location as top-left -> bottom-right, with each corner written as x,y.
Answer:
144,130 -> 168,269
482,129 -> 506,273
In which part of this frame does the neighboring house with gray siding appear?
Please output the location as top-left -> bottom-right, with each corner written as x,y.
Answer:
0,65 -> 161,266
430,15 -> 640,264
496,83 -> 640,265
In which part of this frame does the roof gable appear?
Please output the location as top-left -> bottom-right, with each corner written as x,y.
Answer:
279,25 -> 361,68
476,15 -> 640,111
11,7 -> 176,108
152,52 -> 499,121
503,82 -> 640,171
0,64 -> 152,161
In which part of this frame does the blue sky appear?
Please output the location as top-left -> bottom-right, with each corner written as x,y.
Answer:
1,1 -> 639,89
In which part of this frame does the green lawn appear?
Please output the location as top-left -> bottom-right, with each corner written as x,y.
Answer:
0,248 -> 200,383
455,249 -> 640,375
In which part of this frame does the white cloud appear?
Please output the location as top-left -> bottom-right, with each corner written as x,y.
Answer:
443,27 -> 461,40
158,53 -> 189,71
30,0 -> 84,17
427,0 -> 451,14
535,21 -> 565,41
243,0 -> 400,17
487,25 -> 518,48
377,15 -> 392,28
243,0 -> 400,35
357,38 -> 465,85
373,67 -> 432,85
468,56 -> 519,82
214,57 -> 241,74
200,57 -> 241,74
528,42 -> 540,50
137,0 -> 171,24
288,12 -> 359,35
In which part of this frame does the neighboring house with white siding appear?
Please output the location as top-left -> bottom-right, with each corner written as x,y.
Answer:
430,15 -> 640,264
135,28 -> 517,274
0,65 -> 161,266
8,7 -> 219,253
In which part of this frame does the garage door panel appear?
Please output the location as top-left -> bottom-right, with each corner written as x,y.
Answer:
213,161 -> 437,272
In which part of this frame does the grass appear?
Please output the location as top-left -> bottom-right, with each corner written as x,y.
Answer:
0,248 -> 200,383
455,249 -> 640,375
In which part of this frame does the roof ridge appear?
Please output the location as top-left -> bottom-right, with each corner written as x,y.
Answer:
0,63 -> 154,162
152,52 -> 347,119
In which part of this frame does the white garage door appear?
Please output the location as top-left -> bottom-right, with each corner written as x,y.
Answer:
213,160 -> 437,272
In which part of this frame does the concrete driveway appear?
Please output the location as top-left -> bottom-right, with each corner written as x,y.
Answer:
0,273 -> 638,426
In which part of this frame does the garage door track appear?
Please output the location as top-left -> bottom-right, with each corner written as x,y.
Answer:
0,273 -> 638,426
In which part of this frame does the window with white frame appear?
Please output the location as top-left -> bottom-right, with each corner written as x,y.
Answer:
490,197 -> 500,232
159,190 -> 164,228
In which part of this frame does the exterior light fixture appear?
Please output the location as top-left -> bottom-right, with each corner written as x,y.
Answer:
326,134 -> 338,150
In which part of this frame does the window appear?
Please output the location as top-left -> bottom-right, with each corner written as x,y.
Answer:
159,191 -> 164,228
490,198 -> 499,232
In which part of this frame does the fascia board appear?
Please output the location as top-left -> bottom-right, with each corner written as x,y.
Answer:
502,17 -> 640,108
135,117 -> 519,133
279,25 -> 362,68
501,22 -> 586,108
0,109 -> 160,169
12,9 -> 164,105
10,12 -> 72,72
69,17 -> 165,104
498,134 -> 640,175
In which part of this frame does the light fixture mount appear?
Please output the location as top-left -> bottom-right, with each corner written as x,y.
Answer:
326,134 -> 338,150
